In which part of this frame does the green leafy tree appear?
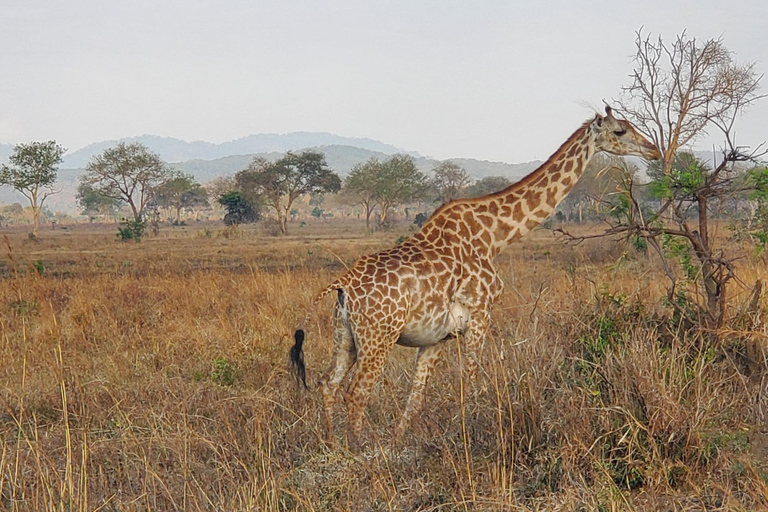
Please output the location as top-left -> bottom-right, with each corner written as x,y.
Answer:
80,142 -> 172,222
431,161 -> 471,203
76,182 -> 121,222
236,151 -> 340,234
341,158 -> 381,229
372,155 -> 429,227
464,176 -> 513,198
218,191 -> 259,226
155,172 -> 209,223
0,140 -> 65,237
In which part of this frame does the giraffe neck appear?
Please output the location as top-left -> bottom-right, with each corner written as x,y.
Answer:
417,120 -> 597,259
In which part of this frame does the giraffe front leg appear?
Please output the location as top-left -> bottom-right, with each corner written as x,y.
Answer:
395,343 -> 443,442
463,312 -> 490,383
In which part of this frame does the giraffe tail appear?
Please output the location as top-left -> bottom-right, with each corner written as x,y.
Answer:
290,329 -> 308,389
289,280 -> 342,390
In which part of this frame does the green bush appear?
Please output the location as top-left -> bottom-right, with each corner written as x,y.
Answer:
117,218 -> 146,241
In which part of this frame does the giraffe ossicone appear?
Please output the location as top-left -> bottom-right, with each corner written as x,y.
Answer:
290,106 -> 661,446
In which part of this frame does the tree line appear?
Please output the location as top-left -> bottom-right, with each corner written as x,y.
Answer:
0,138 -> 519,237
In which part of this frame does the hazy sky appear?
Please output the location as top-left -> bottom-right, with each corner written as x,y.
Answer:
1,0 -> 766,163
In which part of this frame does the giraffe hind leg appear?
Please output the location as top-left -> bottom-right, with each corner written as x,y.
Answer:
319,290 -> 356,444
395,343 -> 443,442
343,331 -> 399,449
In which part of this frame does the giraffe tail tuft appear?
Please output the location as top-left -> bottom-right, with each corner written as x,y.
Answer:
290,329 -> 308,390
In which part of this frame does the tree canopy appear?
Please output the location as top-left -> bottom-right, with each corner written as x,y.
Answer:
235,150 -> 340,234
0,140 -> 65,236
154,172 -> 209,222
341,154 -> 428,228
431,161 -> 470,203
80,142 -> 172,222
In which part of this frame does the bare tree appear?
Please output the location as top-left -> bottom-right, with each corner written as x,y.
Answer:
563,30 -> 765,330
431,161 -> 471,203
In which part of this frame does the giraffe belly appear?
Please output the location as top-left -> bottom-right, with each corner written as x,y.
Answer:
396,302 -> 471,348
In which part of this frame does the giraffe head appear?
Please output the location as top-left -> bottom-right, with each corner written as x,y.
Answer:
591,106 -> 661,160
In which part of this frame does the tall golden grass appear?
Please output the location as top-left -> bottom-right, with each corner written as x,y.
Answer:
1,219 -> 767,511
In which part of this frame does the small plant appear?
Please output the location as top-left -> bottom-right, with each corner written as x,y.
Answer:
413,212 -> 429,228
31,259 -> 45,275
10,299 -> 40,315
210,358 -> 236,387
117,218 -> 146,241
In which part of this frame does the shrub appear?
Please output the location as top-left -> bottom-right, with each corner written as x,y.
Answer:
117,218 -> 146,241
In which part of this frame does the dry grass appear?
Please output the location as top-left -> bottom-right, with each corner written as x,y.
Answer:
1,218 -> 768,511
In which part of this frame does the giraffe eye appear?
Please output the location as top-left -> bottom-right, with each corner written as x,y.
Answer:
614,129 -> 627,137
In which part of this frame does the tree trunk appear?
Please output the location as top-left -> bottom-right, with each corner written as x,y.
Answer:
128,200 -> 141,222
378,207 -> 389,227
175,206 -> 181,223
279,206 -> 288,234
364,202 -> 373,230
30,189 -> 40,237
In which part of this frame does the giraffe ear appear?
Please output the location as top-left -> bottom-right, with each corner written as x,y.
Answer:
593,113 -> 603,128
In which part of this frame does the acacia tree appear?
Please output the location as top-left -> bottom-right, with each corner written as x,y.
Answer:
564,30 -> 764,330
236,151 -> 341,234
80,142 -> 172,222
0,140 -> 65,237
372,155 -> 429,227
341,158 -> 380,229
76,182 -> 121,222
155,172 -> 209,222
431,161 -> 471,203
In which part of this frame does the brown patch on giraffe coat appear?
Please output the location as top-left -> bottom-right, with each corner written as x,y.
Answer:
463,212 -> 482,233
496,221 -> 512,240
546,188 -> 558,207
512,202 -> 524,223
478,214 -> 493,229
562,176 -> 572,187
523,189 -> 541,209
563,160 -> 573,173
525,219 -> 538,231
458,222 -> 470,240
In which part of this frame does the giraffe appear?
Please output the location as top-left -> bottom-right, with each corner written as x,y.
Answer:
290,106 -> 661,446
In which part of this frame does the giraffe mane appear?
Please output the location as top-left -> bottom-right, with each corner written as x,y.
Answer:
425,118 -> 593,222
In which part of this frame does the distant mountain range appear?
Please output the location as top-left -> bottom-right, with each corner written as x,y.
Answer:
59,132 -> 410,168
0,133 -> 540,214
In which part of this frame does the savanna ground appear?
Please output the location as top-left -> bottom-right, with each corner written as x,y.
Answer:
1,217 -> 768,511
